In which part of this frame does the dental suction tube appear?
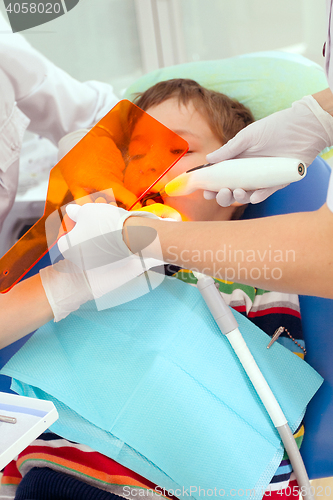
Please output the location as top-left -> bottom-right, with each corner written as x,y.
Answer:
194,272 -> 315,500
163,158 -> 306,197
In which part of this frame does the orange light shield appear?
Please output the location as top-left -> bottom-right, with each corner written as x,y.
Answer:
0,100 -> 188,292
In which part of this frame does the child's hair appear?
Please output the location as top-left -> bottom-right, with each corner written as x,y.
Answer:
133,78 -> 255,144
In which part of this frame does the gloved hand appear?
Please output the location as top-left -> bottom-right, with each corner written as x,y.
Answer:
39,253 -> 165,322
204,95 -> 333,206
39,258 -> 94,322
57,202 -> 162,271
43,202 -> 168,321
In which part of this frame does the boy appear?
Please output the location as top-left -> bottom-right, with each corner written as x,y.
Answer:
0,80 -> 304,499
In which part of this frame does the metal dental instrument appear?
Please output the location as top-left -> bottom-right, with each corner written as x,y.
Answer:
0,414 -> 17,424
267,327 -> 285,349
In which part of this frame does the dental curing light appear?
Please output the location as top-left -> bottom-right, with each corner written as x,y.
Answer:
163,158 -> 306,197
193,271 -> 315,500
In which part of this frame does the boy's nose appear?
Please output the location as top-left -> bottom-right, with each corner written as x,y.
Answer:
139,166 -> 157,174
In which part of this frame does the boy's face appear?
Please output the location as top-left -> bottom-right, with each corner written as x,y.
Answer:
143,98 -> 237,221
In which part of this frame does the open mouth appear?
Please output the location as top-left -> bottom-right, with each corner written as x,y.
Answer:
140,191 -> 165,206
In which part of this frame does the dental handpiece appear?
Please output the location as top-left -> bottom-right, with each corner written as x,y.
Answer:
162,158 -> 306,197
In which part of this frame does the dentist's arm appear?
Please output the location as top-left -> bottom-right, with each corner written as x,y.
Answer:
0,257 -> 95,349
0,259 -> 142,348
0,274 -> 53,349
0,12 -> 119,145
57,201 -> 333,299
123,203 -> 333,299
0,202 -> 169,349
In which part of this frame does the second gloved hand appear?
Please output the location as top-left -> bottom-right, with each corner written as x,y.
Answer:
40,253 -> 165,322
205,95 -> 333,206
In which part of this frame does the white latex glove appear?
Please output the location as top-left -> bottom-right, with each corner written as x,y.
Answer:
40,254 -> 165,322
43,203 -> 169,320
57,203 -> 162,271
40,259 -> 93,322
205,95 -> 333,206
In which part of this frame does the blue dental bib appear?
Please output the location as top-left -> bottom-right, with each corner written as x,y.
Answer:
2,276 -> 323,500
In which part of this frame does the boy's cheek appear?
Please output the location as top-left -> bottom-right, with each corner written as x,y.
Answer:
165,154 -> 205,183
161,192 -> 203,222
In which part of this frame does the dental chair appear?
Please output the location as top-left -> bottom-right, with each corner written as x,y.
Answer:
244,155 -> 333,480
1,51 -> 332,481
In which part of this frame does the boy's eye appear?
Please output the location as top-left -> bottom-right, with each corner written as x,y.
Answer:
184,150 -> 194,155
170,149 -> 186,155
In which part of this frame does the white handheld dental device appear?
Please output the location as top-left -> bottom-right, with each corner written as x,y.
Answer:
162,157 -> 306,197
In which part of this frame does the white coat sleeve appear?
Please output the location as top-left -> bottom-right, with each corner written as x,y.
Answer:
0,68 -> 30,231
0,12 -> 119,145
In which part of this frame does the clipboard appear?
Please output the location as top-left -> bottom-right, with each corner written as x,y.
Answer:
0,392 -> 58,470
